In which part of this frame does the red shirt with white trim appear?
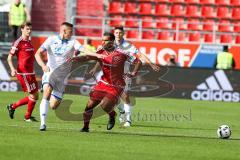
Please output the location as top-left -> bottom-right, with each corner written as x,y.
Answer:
10,37 -> 35,73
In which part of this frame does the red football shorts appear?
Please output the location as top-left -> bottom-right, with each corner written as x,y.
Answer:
16,74 -> 38,94
90,81 -> 123,104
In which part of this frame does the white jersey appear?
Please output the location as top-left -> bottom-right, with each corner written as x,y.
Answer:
40,35 -> 83,71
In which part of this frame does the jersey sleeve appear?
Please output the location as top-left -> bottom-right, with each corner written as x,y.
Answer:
10,41 -> 20,55
40,36 -> 52,51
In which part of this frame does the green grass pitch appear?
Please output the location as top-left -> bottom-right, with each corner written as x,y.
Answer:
0,91 -> 240,160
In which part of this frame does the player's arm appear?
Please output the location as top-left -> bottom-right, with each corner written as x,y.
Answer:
89,62 -> 100,76
81,47 -> 106,59
138,52 -> 160,71
7,54 -> 16,76
35,48 -> 49,72
128,58 -> 142,78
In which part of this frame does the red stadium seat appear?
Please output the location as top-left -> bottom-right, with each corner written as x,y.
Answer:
156,17 -> 171,29
126,30 -> 139,39
185,0 -> 200,4
124,2 -> 138,14
142,31 -> 155,39
220,34 -> 232,43
204,34 -> 214,42
233,21 -> 240,32
172,18 -> 186,30
157,31 -> 171,41
171,4 -> 185,17
187,18 -> 201,30
232,7 -> 240,19
109,2 -> 122,14
156,0 -> 169,2
218,20 -> 232,32
139,3 -> 152,15
217,7 -> 230,19
142,16 -> 154,28
215,0 -> 230,5
201,6 -> 216,18
231,0 -> 240,6
170,0 -> 185,2
189,32 -> 201,42
109,16 -> 123,27
125,16 -> 139,28
202,19 -> 215,31
200,0 -> 215,4
155,4 -> 170,16
235,35 -> 240,43
174,32 -> 186,41
186,5 -> 200,17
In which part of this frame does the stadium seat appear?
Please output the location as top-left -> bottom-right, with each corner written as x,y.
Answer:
125,16 -> 139,28
155,4 -> 170,16
204,34 -> 214,42
186,4 -> 200,17
126,30 -> 139,39
235,35 -> 240,43
156,17 -> 171,29
172,18 -> 186,30
142,16 -> 155,28
156,0 -> 169,2
189,32 -> 201,42
171,4 -> 185,17
139,3 -> 152,15
202,19 -> 215,31
124,2 -> 138,14
231,0 -> 240,6
170,0 -> 185,2
200,0 -> 215,4
233,21 -> 240,32
142,31 -> 155,39
109,16 -> 123,27
157,31 -> 171,41
187,18 -> 201,30
185,0 -> 200,4
218,20 -> 232,32
217,6 -> 231,19
174,32 -> 186,41
201,6 -> 216,18
232,7 -> 240,19
220,34 -> 233,43
109,2 -> 122,14
215,0 -> 230,5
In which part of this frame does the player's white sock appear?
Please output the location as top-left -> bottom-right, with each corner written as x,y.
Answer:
117,102 -> 125,113
124,103 -> 132,122
40,98 -> 49,126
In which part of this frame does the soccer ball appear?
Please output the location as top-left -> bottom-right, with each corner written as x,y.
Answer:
217,125 -> 231,139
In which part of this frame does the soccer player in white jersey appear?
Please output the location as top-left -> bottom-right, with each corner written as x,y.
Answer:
90,26 -> 159,127
35,22 -> 104,131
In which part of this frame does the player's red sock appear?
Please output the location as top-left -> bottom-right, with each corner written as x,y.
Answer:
83,108 -> 93,129
108,110 -> 116,118
25,98 -> 36,119
12,96 -> 29,109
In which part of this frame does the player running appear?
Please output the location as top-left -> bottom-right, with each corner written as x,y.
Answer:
35,22 -> 104,131
72,32 -> 142,132
7,22 -> 39,122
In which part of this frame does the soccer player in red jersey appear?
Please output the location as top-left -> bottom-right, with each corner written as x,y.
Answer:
72,32 -> 142,132
7,22 -> 38,122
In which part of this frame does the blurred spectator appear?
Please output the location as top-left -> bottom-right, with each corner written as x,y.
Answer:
9,0 -> 31,40
84,38 -> 96,52
166,55 -> 179,66
216,45 -> 235,69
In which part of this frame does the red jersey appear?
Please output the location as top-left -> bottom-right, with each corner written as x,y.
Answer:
97,48 -> 137,88
10,37 -> 35,73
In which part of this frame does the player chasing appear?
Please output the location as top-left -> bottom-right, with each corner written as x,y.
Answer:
71,32 -> 142,132
7,22 -> 39,122
35,22 -> 105,131
90,26 -> 159,127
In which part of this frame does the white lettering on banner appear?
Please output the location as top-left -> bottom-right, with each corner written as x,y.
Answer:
158,48 -> 176,66
178,49 -> 190,67
0,60 -> 10,80
0,82 -> 18,91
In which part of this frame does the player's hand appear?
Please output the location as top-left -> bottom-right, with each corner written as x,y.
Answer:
151,63 -> 160,72
10,69 -> 16,76
96,54 -> 106,59
42,65 -> 49,72
125,72 -> 137,78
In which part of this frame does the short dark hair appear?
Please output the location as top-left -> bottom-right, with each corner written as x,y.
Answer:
114,26 -> 124,31
103,32 -> 115,41
61,22 -> 73,28
223,45 -> 229,52
21,22 -> 32,29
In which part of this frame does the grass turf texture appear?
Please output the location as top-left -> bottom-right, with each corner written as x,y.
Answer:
0,91 -> 240,160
